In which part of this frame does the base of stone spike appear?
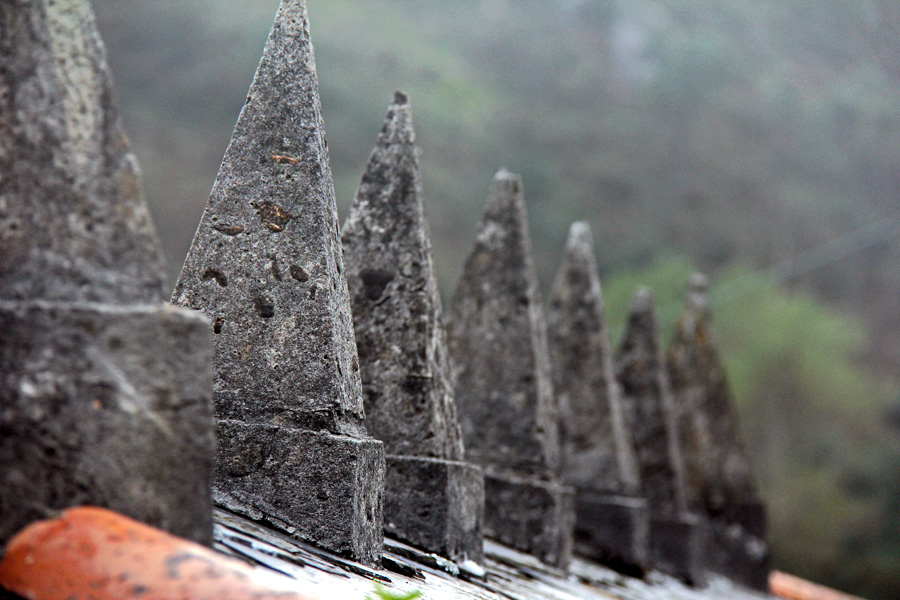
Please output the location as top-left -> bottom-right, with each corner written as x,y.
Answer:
706,519 -> 770,591
214,420 -> 385,566
482,472 -> 574,569
649,512 -> 708,586
0,300 -> 215,547
573,489 -> 649,576
384,455 -> 484,563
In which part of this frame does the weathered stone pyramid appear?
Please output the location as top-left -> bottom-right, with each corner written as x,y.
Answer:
546,222 -> 648,574
341,92 -> 484,563
448,171 -> 573,569
617,288 -> 707,584
0,0 -> 215,545
668,274 -> 769,589
170,0 -> 384,565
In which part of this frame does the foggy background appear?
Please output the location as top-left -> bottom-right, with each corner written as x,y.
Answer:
93,1 -> 900,598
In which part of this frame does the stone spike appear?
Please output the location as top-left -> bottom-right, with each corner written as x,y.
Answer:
617,287 -> 708,584
0,0 -> 214,547
342,91 -> 464,461
450,170 -> 559,477
547,223 -> 648,574
549,222 -> 640,495
170,0 -> 383,564
617,288 -> 689,515
668,274 -> 761,523
668,273 -> 769,589
448,171 -> 573,569
341,92 -> 483,562
0,0 -> 167,304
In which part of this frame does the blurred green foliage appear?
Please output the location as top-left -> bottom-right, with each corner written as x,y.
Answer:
92,1 -> 900,597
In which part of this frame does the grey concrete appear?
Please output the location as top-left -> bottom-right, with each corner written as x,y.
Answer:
0,0 -> 214,546
547,222 -> 649,573
617,288 -> 708,584
448,171 -> 573,569
341,92 -> 483,562
667,275 -> 769,589
170,0 -> 383,564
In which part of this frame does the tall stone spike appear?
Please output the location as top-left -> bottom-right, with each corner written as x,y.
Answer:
547,222 -> 648,575
0,0 -> 214,547
448,171 -> 573,569
616,288 -> 707,584
0,0 -> 167,303
170,0 -> 383,564
668,273 -> 769,589
341,92 -> 484,563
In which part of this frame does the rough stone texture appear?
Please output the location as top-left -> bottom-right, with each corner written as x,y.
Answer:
0,0 -> 166,305
548,222 -> 639,495
617,289 -> 708,583
484,473 -> 574,569
341,92 -> 483,561
667,274 -> 769,589
0,302 -> 215,546
214,422 -> 384,561
0,0 -> 214,547
384,456 -> 484,563
170,0 -> 383,564
546,222 -> 649,573
616,289 -> 690,519
448,171 -> 572,568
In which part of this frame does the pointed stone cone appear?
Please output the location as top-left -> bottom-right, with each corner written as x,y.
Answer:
0,0 -> 167,304
546,223 -> 648,575
667,274 -> 769,589
341,92 -> 483,562
616,288 -> 707,584
170,0 -> 383,565
448,171 -> 573,569
0,0 -> 214,546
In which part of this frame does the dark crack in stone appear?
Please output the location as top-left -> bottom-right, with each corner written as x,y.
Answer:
170,0 -> 383,565
448,171 -> 572,569
341,92 -> 483,562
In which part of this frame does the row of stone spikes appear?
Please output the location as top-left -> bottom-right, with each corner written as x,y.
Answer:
0,0 -> 767,592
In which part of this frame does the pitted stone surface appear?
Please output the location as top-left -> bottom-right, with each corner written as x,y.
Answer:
547,222 -> 640,496
170,0 -> 383,564
447,171 -> 560,480
616,289 -> 689,518
0,0 -> 214,548
341,93 -> 482,561
666,275 -> 762,527
0,301 -> 215,546
342,92 -> 464,461
448,171 -> 572,568
0,0 -> 166,304
171,0 -> 365,435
